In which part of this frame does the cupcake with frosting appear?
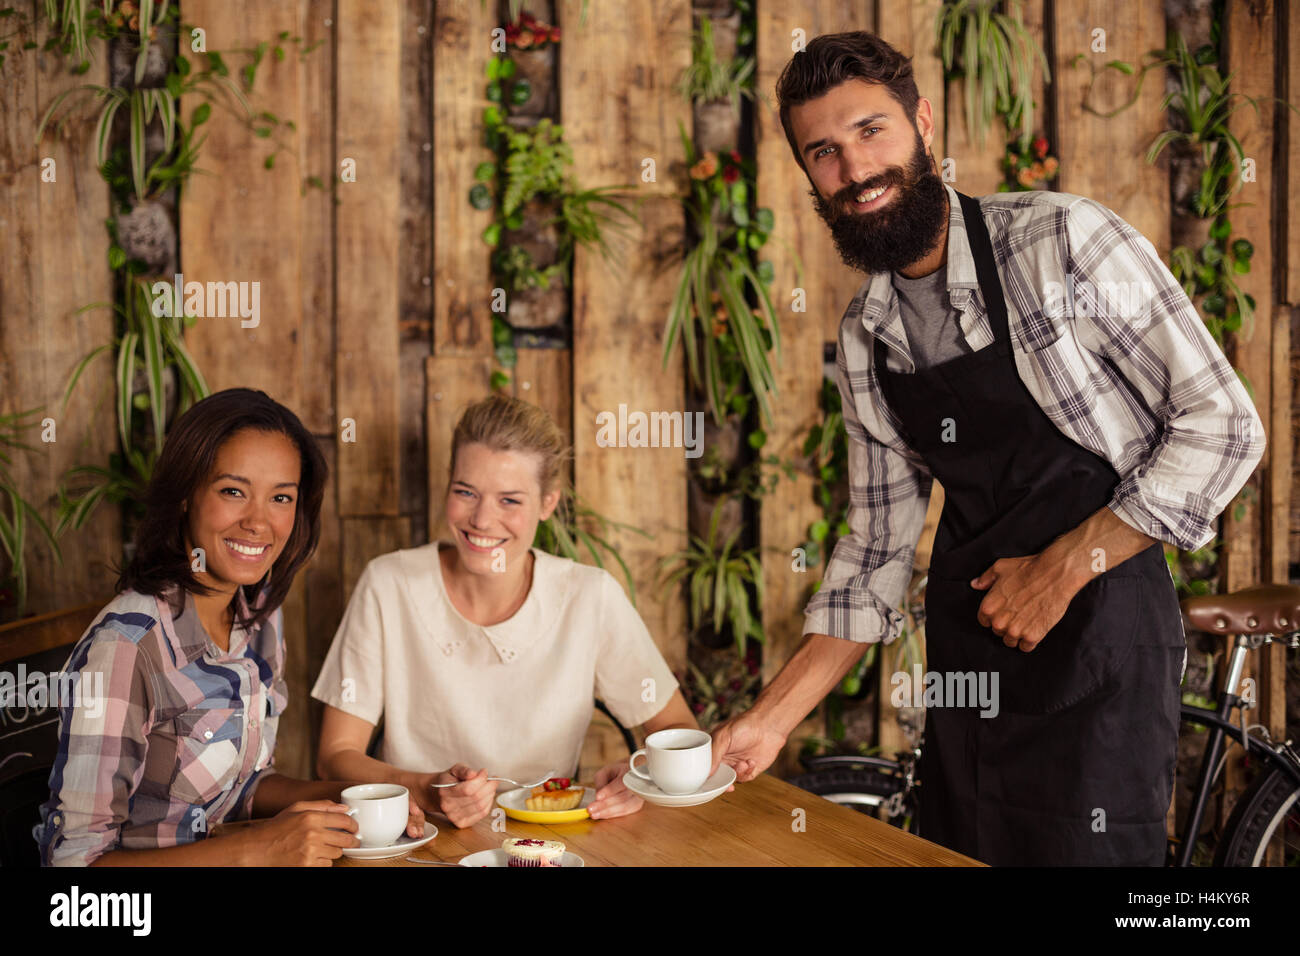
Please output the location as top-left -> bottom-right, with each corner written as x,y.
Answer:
503,837 -> 565,867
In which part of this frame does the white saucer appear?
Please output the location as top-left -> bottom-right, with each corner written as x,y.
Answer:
341,820 -> 438,860
621,764 -> 736,807
459,848 -> 585,867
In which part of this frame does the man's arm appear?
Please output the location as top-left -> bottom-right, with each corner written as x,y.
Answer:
710,329 -> 930,779
751,633 -> 870,736
969,505 -> 1159,650
1065,197 -> 1266,552
967,196 -> 1264,649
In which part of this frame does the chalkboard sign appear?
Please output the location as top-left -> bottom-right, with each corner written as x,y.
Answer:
0,643 -> 76,786
1,642 -> 78,867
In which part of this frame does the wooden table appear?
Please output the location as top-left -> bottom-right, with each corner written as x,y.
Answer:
337,773 -> 982,867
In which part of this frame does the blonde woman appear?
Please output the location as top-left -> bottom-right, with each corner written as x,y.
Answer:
313,395 -> 698,827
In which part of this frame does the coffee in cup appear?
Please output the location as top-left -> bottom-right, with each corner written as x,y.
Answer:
341,783 -> 409,847
628,729 -> 711,795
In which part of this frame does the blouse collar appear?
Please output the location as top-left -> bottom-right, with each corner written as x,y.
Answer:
401,542 -> 567,664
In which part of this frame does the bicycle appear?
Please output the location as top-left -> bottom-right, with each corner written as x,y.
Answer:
785,583 -> 1300,866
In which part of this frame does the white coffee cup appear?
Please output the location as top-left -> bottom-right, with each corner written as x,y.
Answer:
341,783 -> 409,848
628,729 -> 711,795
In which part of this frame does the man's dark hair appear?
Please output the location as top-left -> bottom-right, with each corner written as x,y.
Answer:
116,387 -> 327,632
776,31 -> 921,174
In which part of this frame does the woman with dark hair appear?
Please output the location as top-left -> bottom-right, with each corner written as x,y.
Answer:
35,388 -> 421,866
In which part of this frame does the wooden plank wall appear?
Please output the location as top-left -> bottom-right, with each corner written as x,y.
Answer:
427,0 -> 495,545
295,2 -> 343,773
181,0 -> 310,775
755,2 -> 875,775
5,1 -> 1296,812
1053,0 -> 1170,255
1222,0 -> 1282,816
0,15 -> 119,616
559,0 -> 692,678
875,0 -> 947,759
1284,0 -> 1294,561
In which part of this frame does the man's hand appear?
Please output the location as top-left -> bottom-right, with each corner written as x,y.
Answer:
972,505 -> 1160,652
971,553 -> 1078,651
708,710 -> 788,783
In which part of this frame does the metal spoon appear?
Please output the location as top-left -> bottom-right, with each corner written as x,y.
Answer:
404,855 -> 461,865
429,769 -> 558,789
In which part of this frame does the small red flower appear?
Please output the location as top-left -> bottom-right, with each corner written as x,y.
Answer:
722,165 -> 740,184
729,149 -> 742,164
1032,136 -> 1049,160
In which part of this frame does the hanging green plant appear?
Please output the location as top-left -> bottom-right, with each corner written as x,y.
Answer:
657,498 -> 766,658
664,122 -> 792,426
0,408 -> 64,616
935,0 -> 1049,148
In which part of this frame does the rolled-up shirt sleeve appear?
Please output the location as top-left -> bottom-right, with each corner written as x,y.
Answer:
803,336 -> 933,645
1065,197 -> 1266,551
38,631 -> 154,866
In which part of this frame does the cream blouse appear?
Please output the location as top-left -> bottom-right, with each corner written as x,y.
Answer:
311,542 -> 679,782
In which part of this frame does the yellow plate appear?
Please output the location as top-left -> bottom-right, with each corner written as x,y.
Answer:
496,785 -> 593,823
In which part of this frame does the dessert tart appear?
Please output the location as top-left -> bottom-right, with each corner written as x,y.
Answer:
503,837 -> 565,867
524,776 -> 585,812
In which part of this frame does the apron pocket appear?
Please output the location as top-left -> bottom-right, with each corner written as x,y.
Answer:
924,571 -> 1142,716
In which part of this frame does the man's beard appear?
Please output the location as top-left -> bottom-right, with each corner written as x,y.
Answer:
810,133 -> 948,275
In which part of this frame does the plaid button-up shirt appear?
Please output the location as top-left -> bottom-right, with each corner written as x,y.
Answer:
36,584 -> 286,865
804,185 -> 1266,646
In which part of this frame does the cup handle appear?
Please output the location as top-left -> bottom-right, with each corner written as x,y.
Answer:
628,749 -> 651,780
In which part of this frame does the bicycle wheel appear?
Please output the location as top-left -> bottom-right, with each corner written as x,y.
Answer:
1212,766 -> 1300,866
786,766 -> 916,831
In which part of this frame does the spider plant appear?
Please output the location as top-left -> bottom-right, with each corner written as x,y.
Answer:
36,54 -> 251,203
674,13 -> 756,112
935,0 -> 1049,148
41,0 -> 170,81
1144,32 -> 1260,219
0,408 -> 64,617
664,122 -> 783,426
54,278 -> 210,535
534,495 -> 650,606
657,498 -> 765,657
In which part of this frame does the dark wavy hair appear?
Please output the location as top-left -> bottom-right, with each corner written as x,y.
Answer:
116,388 -> 327,632
776,31 -> 921,174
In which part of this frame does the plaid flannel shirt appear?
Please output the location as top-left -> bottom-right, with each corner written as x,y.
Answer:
804,185 -> 1266,645
35,584 -> 286,865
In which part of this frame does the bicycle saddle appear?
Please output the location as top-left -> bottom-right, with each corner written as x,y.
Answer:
1180,584 -> 1300,635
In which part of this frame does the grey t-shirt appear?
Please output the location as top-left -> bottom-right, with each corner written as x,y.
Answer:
890,263 -> 972,370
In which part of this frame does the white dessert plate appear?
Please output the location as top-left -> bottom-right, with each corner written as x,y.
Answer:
458,848 -> 585,867
621,764 -> 737,807
341,819 -> 438,860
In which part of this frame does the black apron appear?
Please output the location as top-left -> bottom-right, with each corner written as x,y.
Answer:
873,192 -> 1185,866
